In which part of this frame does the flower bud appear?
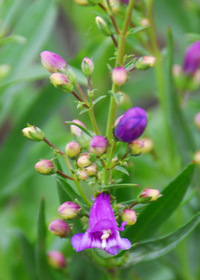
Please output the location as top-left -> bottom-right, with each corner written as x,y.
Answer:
118,92 -> 132,110
142,137 -> 154,153
65,141 -> 81,158
137,188 -> 161,204
194,112 -> 200,129
22,125 -> 45,142
95,16 -> 112,36
121,209 -> 137,225
183,41 -> 200,75
135,56 -> 156,70
128,139 -> 144,155
35,159 -> 57,175
90,136 -> 108,155
194,151 -> 200,165
58,201 -> 81,219
114,107 -> 148,143
86,163 -> 98,176
77,153 -> 92,167
48,219 -> 71,237
50,73 -> 74,92
112,67 -> 127,86
40,51 -> 66,73
81,57 -> 94,77
77,168 -> 88,181
47,251 -> 66,269
70,119 -> 86,137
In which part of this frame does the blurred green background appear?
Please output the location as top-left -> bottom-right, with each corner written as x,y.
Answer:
0,0 -> 200,279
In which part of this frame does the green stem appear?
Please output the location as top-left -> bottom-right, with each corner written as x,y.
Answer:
103,0 -> 135,185
74,180 -> 92,206
88,107 -> 101,135
146,0 -> 174,164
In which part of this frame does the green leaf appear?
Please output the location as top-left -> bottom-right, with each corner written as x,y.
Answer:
93,95 -> 107,105
104,183 -> 140,190
124,162 -> 195,243
121,212 -> 200,268
165,28 -> 196,163
114,166 -> 130,176
16,232 -> 37,280
128,25 -> 149,35
64,121 -> 93,137
35,198 -> 54,280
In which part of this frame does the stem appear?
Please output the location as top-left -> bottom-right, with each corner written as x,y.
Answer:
56,170 -> 74,181
74,180 -> 92,206
103,0 -> 135,185
111,34 -> 118,48
72,90 -> 89,108
146,0 -> 174,164
105,0 -> 120,34
44,138 -> 65,155
111,152 -> 128,169
88,107 -> 101,135
87,76 -> 92,91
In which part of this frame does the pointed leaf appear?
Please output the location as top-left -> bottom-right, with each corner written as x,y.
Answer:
125,162 -> 195,243
35,198 -> 54,280
121,212 -> 200,267
16,231 -> 37,280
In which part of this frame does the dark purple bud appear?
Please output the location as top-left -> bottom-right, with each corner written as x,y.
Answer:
114,107 -> 147,143
183,41 -> 200,75
90,136 -> 108,155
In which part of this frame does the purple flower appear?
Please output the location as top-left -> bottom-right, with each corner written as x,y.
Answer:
114,107 -> 147,143
40,51 -> 67,73
71,193 -> 131,255
183,41 -> 200,75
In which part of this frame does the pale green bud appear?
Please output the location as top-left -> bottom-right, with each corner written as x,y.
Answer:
95,16 -> 112,36
22,125 -> 45,142
81,57 -> 94,77
121,209 -> 137,225
50,73 -> 74,92
35,159 -> 57,175
135,56 -> 156,70
65,141 -> 81,158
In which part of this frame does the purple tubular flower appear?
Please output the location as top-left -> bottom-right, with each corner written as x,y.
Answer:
71,193 -> 131,255
114,107 -> 147,143
183,41 -> 200,75
40,51 -> 67,73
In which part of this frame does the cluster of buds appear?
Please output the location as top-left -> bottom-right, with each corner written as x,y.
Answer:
40,50 -> 77,93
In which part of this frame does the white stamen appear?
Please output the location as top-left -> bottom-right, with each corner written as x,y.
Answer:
101,230 -> 112,248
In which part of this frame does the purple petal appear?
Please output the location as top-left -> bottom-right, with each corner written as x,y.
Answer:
183,41 -> 200,75
104,232 -> 131,255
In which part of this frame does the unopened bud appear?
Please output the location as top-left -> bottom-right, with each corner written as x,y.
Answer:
47,251 -> 66,269
50,73 -> 74,92
22,125 -> 45,142
118,92 -> 132,110
70,119 -> 86,136
81,57 -> 94,77
135,56 -> 156,70
77,168 -> 88,181
121,209 -> 137,225
90,136 -> 108,155
48,219 -> 71,237
95,16 -> 112,36
35,159 -> 57,175
128,139 -> 144,155
86,163 -> 98,176
172,64 -> 182,77
137,188 -> 161,204
40,51 -> 66,73
194,151 -> 200,165
65,141 -> 81,158
58,201 -> 81,219
194,112 -> 200,129
142,137 -> 154,153
112,67 -> 127,86
114,107 -> 148,143
77,153 -> 92,167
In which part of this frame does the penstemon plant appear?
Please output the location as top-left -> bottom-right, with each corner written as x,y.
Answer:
19,0 -> 200,279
